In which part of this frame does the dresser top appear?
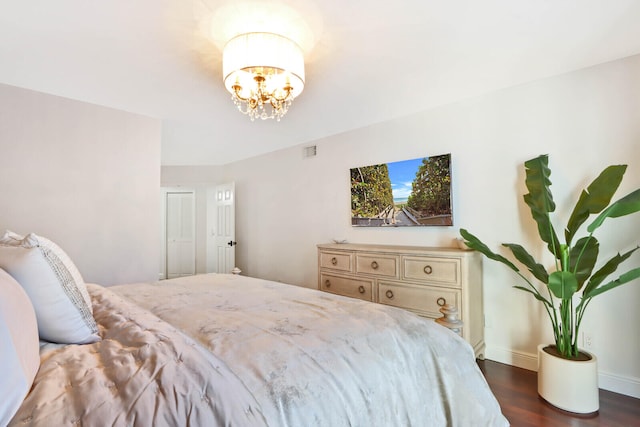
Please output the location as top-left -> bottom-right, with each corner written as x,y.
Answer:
317,242 -> 475,256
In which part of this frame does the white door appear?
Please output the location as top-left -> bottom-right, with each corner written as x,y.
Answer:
207,183 -> 235,274
166,191 -> 196,279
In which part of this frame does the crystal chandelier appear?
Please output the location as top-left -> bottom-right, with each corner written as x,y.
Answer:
222,32 -> 305,121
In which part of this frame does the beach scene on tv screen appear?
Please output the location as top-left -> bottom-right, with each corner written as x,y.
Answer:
350,153 -> 452,227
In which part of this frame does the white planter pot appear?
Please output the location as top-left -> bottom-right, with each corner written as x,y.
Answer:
537,344 -> 599,414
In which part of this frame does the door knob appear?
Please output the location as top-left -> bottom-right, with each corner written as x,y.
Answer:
227,240 -> 237,247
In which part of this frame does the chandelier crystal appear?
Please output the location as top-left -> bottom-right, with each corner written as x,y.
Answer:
223,32 -> 305,121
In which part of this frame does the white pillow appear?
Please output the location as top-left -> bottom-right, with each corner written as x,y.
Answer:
0,268 -> 40,426
0,231 -> 99,344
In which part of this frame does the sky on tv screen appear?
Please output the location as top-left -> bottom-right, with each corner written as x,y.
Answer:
388,157 -> 424,203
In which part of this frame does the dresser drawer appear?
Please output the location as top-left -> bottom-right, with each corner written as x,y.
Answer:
320,273 -> 373,301
378,281 -> 460,318
403,256 -> 460,286
355,253 -> 399,277
319,251 -> 352,272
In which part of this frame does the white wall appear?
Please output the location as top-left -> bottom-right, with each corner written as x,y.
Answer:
0,83 -> 162,285
163,54 -> 640,397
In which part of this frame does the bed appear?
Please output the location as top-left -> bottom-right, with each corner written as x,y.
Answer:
1,232 -> 509,426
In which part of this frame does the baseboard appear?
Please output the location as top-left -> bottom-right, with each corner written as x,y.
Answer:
599,371 -> 640,399
485,345 -> 538,371
484,345 -> 640,399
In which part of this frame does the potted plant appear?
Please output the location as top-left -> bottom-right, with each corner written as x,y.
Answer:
460,154 -> 640,414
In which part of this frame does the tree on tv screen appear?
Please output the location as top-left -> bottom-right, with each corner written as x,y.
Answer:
407,155 -> 451,216
350,164 -> 394,217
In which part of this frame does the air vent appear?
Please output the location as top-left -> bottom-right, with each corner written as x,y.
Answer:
303,145 -> 317,158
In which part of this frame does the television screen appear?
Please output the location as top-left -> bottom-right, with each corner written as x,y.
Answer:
350,153 -> 452,227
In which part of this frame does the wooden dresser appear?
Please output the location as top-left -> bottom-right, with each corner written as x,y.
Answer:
317,243 -> 484,358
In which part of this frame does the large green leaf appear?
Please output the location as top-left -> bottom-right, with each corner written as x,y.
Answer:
582,246 -> 640,298
548,270 -> 578,299
524,194 -> 563,258
585,267 -> 640,299
459,229 -> 519,272
524,155 -> 555,213
569,237 -> 599,291
564,165 -> 626,245
502,243 -> 548,284
523,155 -> 561,257
587,188 -> 640,232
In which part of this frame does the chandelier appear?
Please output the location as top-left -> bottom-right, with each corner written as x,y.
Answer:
223,32 -> 305,121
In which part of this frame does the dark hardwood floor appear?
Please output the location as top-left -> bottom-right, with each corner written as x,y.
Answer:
477,359 -> 640,427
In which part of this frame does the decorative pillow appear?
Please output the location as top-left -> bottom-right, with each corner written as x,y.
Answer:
0,231 -> 99,344
0,268 -> 40,426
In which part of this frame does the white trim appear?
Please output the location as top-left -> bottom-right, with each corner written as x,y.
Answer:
598,370 -> 640,399
484,345 -> 640,398
485,345 -> 538,371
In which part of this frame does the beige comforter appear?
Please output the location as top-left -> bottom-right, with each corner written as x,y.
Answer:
10,283 -> 267,426
12,274 -> 508,426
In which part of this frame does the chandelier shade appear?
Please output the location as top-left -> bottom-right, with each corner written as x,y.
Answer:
222,32 -> 305,121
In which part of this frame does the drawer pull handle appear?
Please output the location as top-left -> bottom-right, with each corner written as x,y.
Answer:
424,265 -> 433,275
325,280 -> 331,288
437,297 -> 446,307
358,285 -> 366,294
331,257 -> 338,265
386,290 -> 394,299
371,261 -> 379,269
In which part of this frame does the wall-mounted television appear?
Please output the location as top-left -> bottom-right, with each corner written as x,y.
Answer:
350,153 -> 452,227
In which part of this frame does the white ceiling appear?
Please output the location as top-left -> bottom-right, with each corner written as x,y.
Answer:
2,0 -> 640,165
